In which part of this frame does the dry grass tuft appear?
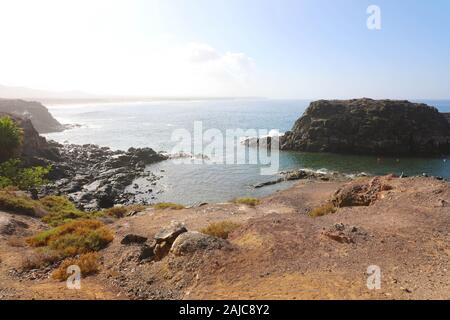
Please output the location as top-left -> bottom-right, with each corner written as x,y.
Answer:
21,249 -> 62,270
52,252 -> 100,281
309,202 -> 337,218
201,221 -> 241,239
234,197 -> 261,207
7,236 -> 27,247
153,202 -> 185,210
99,204 -> 147,218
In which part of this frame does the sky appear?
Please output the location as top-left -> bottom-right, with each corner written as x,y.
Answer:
0,0 -> 449,99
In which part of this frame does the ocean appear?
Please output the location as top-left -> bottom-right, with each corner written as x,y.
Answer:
43,99 -> 450,205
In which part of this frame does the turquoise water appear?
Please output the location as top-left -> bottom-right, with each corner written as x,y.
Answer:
44,99 -> 450,205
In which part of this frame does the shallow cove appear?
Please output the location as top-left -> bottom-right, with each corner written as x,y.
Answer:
44,99 -> 450,205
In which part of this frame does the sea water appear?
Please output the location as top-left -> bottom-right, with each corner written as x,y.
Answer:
44,99 -> 450,205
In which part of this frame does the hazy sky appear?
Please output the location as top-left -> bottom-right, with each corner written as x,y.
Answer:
0,0 -> 449,99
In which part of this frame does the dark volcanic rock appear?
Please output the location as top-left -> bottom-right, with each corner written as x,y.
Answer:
0,99 -> 64,133
40,143 -> 168,211
281,99 -> 450,156
443,113 -> 450,124
121,234 -> 148,245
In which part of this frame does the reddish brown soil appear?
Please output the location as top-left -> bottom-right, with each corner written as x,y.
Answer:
1,176 -> 449,300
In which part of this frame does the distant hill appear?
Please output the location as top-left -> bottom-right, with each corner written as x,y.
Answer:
0,84 -> 95,102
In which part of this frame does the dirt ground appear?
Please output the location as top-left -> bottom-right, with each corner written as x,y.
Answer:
0,176 -> 449,300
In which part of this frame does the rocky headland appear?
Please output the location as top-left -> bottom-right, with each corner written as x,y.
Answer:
280,99 -> 450,156
0,99 -> 65,133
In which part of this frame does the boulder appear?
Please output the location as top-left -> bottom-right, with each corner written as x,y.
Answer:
281,99 -> 450,156
170,231 -> 231,256
154,222 -> 187,244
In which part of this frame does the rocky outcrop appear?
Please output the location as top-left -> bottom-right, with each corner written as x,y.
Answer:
0,112 -> 60,165
0,99 -> 64,133
332,177 -> 393,207
130,222 -> 189,262
281,99 -> 450,156
253,169 -> 350,188
170,231 -> 231,256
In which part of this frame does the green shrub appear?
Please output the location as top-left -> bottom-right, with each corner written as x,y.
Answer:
153,202 -> 185,210
27,219 -> 114,257
234,197 -> 260,206
0,176 -> 13,189
0,116 -> 23,162
309,203 -> 337,218
201,221 -> 241,239
40,196 -> 95,227
0,159 -> 51,191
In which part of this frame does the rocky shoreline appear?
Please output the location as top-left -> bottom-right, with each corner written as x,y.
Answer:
253,169 -> 352,188
39,143 -> 168,211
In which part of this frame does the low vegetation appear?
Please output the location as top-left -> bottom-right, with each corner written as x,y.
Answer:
0,116 -> 23,162
40,196 -> 97,227
99,204 -> 147,218
21,248 -> 62,270
309,202 -> 337,218
0,188 -> 41,216
234,197 -> 261,207
201,221 -> 241,239
52,252 -> 100,281
27,219 -> 114,257
0,159 -> 51,191
153,202 -> 185,210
